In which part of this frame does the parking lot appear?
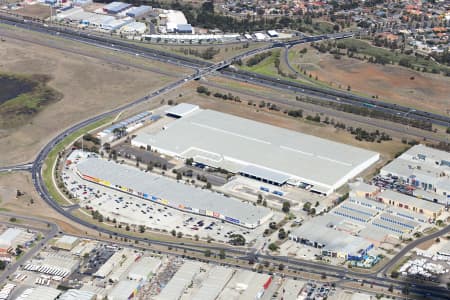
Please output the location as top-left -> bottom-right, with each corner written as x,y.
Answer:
62,155 -> 283,245
177,165 -> 229,186
113,144 -> 175,170
371,174 -> 414,196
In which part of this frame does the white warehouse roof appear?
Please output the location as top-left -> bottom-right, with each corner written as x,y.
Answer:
0,228 -> 23,248
165,103 -> 199,117
128,256 -> 161,281
132,108 -> 379,194
59,289 -> 96,300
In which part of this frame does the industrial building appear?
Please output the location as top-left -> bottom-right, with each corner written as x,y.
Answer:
190,266 -> 234,300
96,111 -> 153,143
142,33 -> 240,43
380,144 -> 450,203
289,216 -> 374,261
131,104 -> 380,195
103,2 -> 132,14
159,10 -> 193,33
119,22 -> 147,35
59,289 -> 96,300
126,5 -> 152,18
217,270 -> 272,300
154,261 -> 201,300
76,156 -> 273,228
54,235 -> 79,251
25,252 -> 80,277
94,248 -> 138,279
349,181 -> 380,199
16,286 -> 61,300
376,190 -> 443,219
107,280 -> 142,300
0,228 -> 34,253
127,256 -> 161,281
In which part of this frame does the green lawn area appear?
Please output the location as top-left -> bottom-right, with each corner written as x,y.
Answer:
42,117 -> 113,206
241,50 -> 281,76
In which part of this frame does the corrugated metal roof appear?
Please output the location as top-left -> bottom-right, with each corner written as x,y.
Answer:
77,157 -> 271,225
165,103 -> 199,117
126,5 -> 152,16
133,108 -> 379,193
239,165 -> 290,184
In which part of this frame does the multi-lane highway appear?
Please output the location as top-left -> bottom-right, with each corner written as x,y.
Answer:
0,13 -> 449,128
0,12 -> 449,298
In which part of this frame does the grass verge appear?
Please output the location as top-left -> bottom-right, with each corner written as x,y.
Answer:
42,117 -> 113,206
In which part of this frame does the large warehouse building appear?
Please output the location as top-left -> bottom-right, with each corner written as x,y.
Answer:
131,104 -> 380,195
380,144 -> 450,203
76,157 -> 272,228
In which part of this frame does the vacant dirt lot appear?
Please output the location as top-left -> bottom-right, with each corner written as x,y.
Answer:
289,45 -> 450,115
15,4 -> 51,19
0,172 -> 98,235
0,28 -> 186,165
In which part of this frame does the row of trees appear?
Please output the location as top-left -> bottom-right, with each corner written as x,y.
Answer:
296,96 -> 433,131
177,47 -> 220,60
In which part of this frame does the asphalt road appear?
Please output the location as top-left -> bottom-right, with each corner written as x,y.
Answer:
0,163 -> 33,173
1,13 -> 449,128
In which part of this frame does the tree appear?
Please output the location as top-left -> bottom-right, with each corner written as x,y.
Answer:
0,261 -> 6,270
257,194 -> 263,204
206,182 -> 212,189
390,271 -> 399,278
204,249 -> 212,257
388,284 -> 394,292
177,231 -> 183,238
262,200 -> 267,207
303,202 -> 311,211
219,249 -> 226,259
9,217 -> 17,223
269,222 -> 278,230
171,229 -> 176,237
278,228 -> 287,239
278,263 -> 285,271
229,234 -> 246,246
138,225 -> 146,233
125,225 -> 130,231
268,243 -> 279,251
282,201 -> 290,213
176,173 -> 182,180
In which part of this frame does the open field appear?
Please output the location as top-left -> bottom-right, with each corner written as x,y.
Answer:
15,4 -> 51,19
288,44 -> 450,115
0,26 -> 187,165
0,172 -> 98,235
